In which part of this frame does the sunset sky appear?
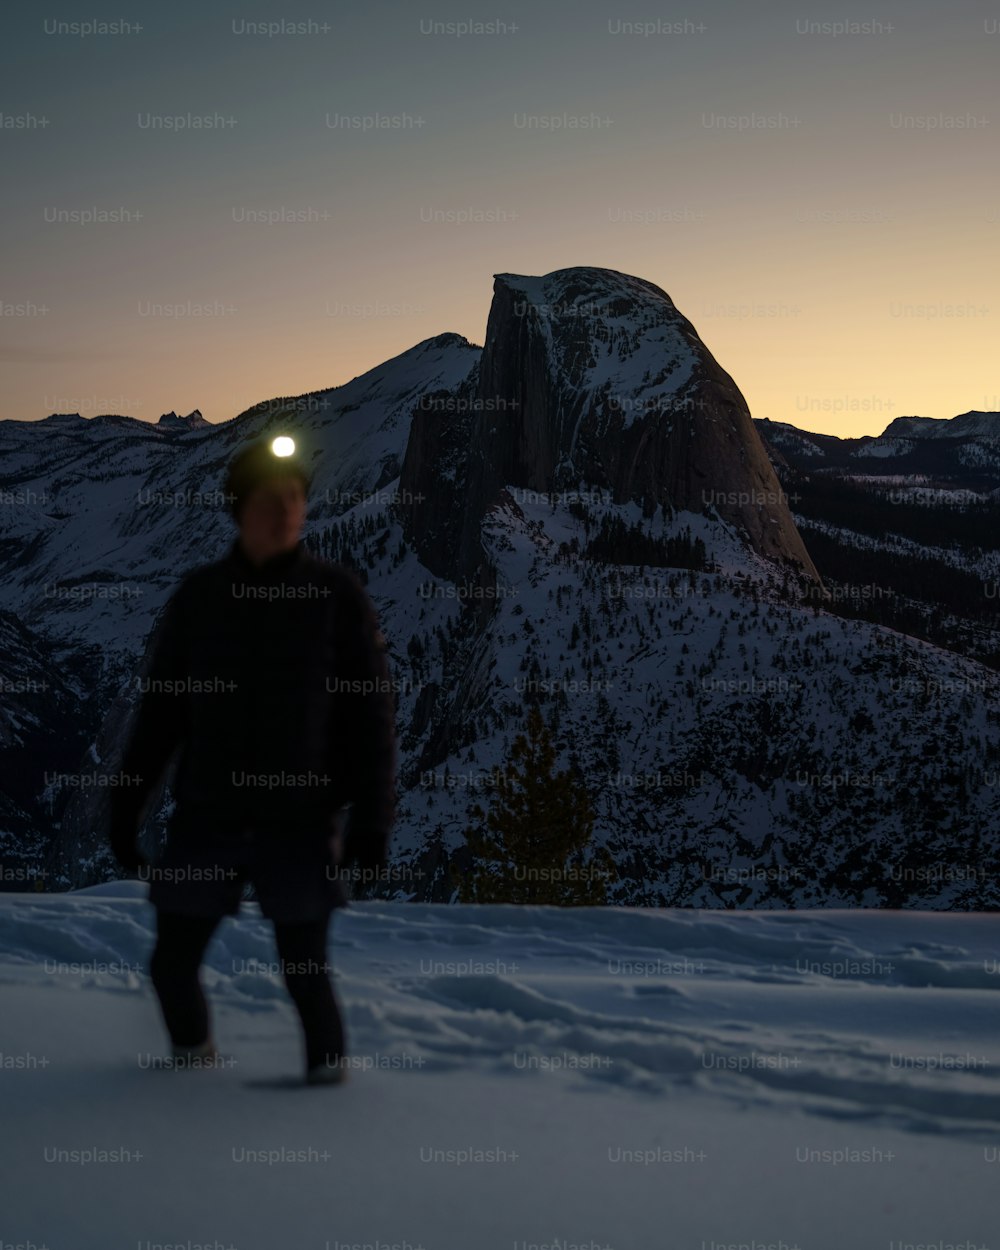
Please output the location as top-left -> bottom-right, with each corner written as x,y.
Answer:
2,0 -> 997,437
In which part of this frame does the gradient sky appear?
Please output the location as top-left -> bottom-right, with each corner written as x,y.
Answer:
2,0 -> 997,436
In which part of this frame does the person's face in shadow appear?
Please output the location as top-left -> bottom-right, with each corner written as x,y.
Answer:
238,473 -> 307,564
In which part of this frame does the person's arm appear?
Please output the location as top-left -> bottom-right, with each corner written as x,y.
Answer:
108,582 -> 191,870
329,568 -> 397,869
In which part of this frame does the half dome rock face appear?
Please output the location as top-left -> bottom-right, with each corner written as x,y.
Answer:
471,266 -> 820,580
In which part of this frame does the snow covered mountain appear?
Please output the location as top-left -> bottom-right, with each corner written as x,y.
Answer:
754,412 -> 1000,672
883,410 -> 1000,441
461,268 -> 820,580
757,411 -> 1000,490
155,408 -> 210,431
2,267 -> 998,905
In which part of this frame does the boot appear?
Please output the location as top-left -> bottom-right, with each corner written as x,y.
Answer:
305,1057 -> 349,1086
170,1037 -> 220,1068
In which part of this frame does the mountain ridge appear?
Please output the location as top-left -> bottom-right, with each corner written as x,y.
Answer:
2,267 -> 998,904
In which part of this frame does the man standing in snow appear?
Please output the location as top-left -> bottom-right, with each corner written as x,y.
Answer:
108,435 -> 396,1085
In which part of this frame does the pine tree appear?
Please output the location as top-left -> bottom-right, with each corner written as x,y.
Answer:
451,703 -> 616,905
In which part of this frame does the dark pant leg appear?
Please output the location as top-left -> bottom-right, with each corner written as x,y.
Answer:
272,914 -> 346,1071
149,909 -> 225,1048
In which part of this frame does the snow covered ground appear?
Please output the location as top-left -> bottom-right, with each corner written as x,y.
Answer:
1,884 -> 998,1248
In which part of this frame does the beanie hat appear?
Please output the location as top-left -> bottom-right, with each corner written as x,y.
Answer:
224,436 -> 311,520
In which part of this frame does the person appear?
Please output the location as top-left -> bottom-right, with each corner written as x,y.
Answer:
108,435 -> 396,1085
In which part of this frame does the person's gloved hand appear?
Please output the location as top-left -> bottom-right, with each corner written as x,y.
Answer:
114,843 -> 150,874
340,831 -> 388,878
110,816 -> 149,874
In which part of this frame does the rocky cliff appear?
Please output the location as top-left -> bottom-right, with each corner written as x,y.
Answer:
399,267 -> 821,584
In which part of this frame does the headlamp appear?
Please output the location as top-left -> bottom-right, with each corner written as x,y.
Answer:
225,435 -> 310,520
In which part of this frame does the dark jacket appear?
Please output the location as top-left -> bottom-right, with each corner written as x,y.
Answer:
108,537 -> 396,905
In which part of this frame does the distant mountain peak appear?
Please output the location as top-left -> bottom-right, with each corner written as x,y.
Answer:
420,331 -> 475,350
156,409 -> 209,430
882,411 -> 1000,440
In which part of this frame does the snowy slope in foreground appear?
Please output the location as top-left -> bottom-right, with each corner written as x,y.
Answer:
1,888 -> 998,1248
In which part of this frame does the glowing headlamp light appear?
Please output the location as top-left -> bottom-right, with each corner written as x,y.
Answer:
270,436 -> 296,457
